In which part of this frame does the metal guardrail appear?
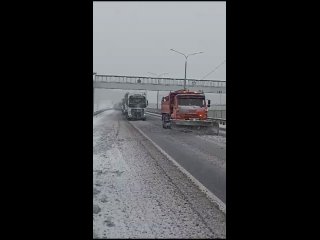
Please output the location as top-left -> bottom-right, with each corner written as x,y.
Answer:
93,108 -> 112,116
94,74 -> 226,88
211,117 -> 226,126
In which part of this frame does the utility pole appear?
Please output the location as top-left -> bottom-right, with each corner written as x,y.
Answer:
157,91 -> 159,110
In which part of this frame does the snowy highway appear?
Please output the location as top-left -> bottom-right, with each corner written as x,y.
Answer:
93,110 -> 226,238
135,112 -> 226,203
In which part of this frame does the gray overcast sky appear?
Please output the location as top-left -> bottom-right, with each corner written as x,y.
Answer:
93,1 -> 226,81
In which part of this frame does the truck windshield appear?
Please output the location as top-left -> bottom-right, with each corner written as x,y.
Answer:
178,97 -> 205,107
129,97 -> 146,108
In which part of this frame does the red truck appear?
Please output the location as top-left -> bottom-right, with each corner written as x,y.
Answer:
161,89 -> 219,134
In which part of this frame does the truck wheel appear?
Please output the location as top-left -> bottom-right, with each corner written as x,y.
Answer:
162,119 -> 167,129
162,115 -> 166,128
162,114 -> 171,129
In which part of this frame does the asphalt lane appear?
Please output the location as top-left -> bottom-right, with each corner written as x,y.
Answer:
130,112 -> 226,203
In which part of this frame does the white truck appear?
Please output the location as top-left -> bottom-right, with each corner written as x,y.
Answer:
122,92 -> 148,120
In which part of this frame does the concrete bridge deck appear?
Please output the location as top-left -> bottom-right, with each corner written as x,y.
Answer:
93,75 -> 226,93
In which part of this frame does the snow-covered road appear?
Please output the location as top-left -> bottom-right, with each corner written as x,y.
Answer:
93,110 -> 226,238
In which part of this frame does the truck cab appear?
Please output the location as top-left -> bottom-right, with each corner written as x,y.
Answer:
124,93 -> 148,120
173,93 -> 208,120
161,89 -> 213,129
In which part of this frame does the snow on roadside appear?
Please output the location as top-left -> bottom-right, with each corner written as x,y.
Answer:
93,109 -> 116,152
93,112 -> 226,238
93,109 -> 114,128
94,100 -> 114,112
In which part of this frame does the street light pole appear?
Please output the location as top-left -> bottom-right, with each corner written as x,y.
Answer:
170,49 -> 203,90
185,60 -> 187,81
219,91 -> 222,118
93,72 -> 97,114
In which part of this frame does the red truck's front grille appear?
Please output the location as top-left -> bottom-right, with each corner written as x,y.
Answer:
177,114 -> 201,119
176,111 -> 208,119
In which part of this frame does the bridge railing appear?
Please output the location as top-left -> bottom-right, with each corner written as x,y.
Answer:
94,75 -> 226,88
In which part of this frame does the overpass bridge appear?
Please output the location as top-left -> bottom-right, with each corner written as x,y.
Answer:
93,74 -> 226,93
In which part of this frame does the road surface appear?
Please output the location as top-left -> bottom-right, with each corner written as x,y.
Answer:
133,112 -> 226,203
93,110 -> 226,238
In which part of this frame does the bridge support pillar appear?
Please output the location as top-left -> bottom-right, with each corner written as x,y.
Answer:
157,90 -> 159,110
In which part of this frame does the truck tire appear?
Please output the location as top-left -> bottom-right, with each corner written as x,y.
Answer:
162,120 -> 166,128
162,114 -> 171,129
162,114 -> 166,128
